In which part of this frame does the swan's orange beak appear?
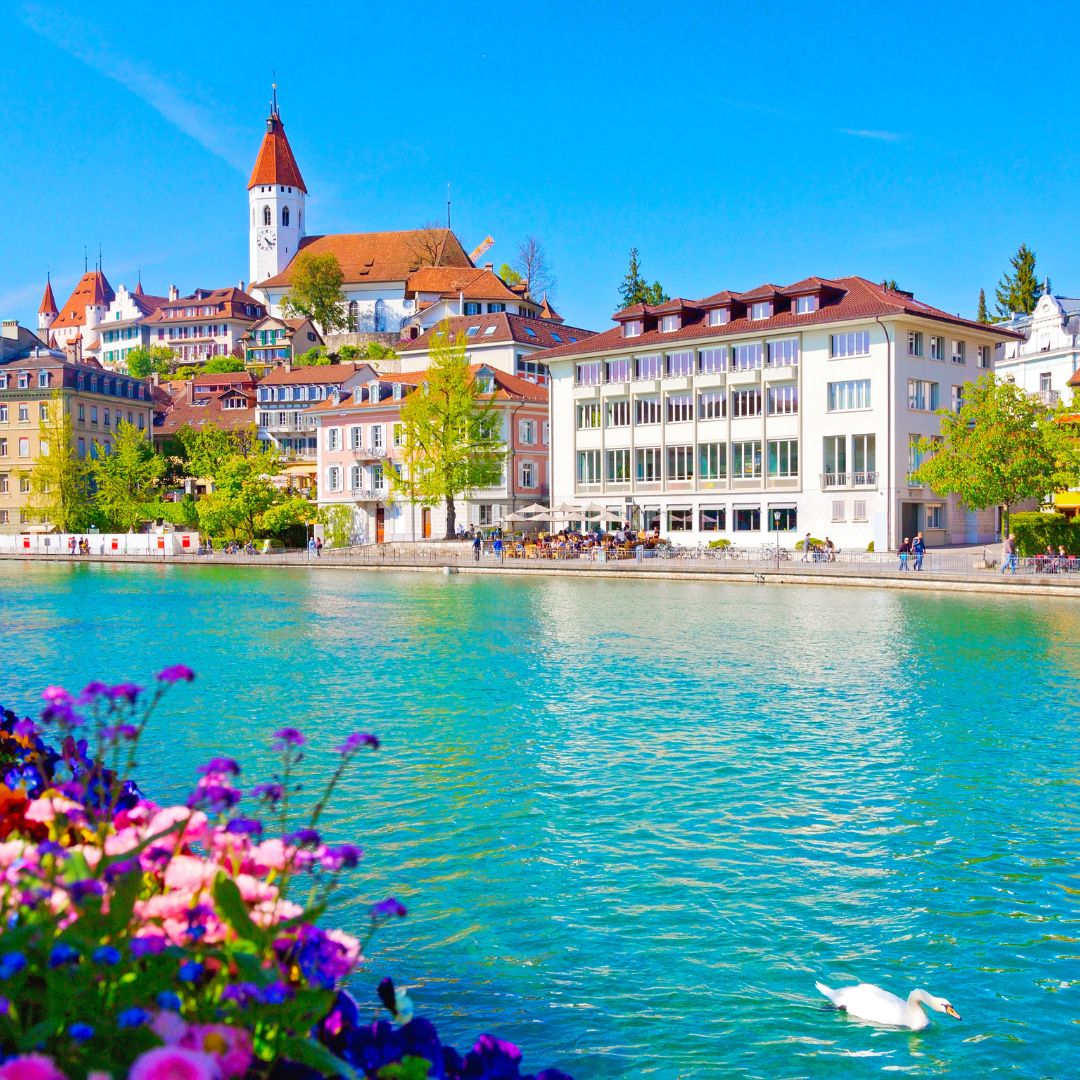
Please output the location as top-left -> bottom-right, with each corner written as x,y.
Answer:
944,1005 -> 961,1020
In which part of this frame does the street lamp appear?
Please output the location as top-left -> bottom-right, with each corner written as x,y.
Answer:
774,510 -> 781,570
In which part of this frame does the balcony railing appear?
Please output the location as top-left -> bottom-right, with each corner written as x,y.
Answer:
1037,389 -> 1060,406
821,471 -> 879,489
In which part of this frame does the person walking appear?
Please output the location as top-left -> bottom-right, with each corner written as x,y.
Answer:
493,535 -> 503,561
307,536 -> 316,561
315,537 -> 323,558
898,536 -> 912,570
472,533 -> 482,561
1001,533 -> 1017,574
912,532 -> 926,571
802,532 -> 812,562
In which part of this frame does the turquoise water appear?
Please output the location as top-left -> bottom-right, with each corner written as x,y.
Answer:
0,562 -> 1077,1078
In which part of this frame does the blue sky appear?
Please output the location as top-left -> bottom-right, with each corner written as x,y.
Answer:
3,0 -> 1076,334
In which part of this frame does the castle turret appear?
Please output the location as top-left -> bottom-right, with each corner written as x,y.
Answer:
38,274 -> 58,334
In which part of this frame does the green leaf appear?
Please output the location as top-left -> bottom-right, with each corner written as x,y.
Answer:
212,873 -> 268,949
378,1057 -> 434,1080
279,1035 -> 359,1079
102,866 -> 144,935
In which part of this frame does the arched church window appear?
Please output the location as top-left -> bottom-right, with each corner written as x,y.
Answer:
348,301 -> 358,332
263,205 -> 272,226
282,206 -> 290,227
374,299 -> 386,333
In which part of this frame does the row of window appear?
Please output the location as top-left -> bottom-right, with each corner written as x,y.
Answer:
0,403 -> 49,424
576,440 -> 801,484
0,402 -> 146,432
103,327 -> 142,343
325,464 -> 387,494
622,295 -> 822,339
575,341 -> 801,385
907,332 -> 991,367
576,386 -> 801,428
156,324 -> 231,340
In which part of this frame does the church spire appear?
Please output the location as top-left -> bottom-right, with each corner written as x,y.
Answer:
38,272 -> 58,316
248,83 -> 307,193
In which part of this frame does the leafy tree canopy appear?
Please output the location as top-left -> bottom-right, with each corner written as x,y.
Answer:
296,346 -> 331,366
125,346 -> 177,379
995,243 -> 1041,318
387,325 -> 504,538
26,392 -> 94,531
201,355 -> 246,374
90,421 -> 165,531
913,373 -> 1080,538
282,252 -> 350,334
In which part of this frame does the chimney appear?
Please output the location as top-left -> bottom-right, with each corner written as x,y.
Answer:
283,361 -> 292,373
169,284 -> 179,301
2,320 -> 19,341
151,371 -> 160,387
238,280 -> 245,293
484,262 -> 494,272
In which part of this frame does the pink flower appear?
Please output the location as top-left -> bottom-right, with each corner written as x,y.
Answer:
0,1056 -> 68,1080
233,874 -> 275,905
128,1048 -> 220,1080
180,1026 -> 252,1079
163,855 -> 217,893
24,795 -> 83,823
247,838 -> 289,873
147,806 -> 207,845
87,1073 -> 112,1080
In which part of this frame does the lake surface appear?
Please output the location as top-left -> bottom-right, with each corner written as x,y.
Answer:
1,562 -> 1077,1078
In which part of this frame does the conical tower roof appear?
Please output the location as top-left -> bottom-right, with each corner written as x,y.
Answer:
247,90 -> 306,193
39,275 -> 58,315
539,293 -> 563,323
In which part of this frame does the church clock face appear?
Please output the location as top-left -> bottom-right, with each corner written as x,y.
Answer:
257,229 -> 276,251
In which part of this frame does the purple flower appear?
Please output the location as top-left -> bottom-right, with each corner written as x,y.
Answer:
156,664 -> 195,684
131,935 -> 167,959
92,945 -> 121,966
78,680 -> 110,702
224,817 -> 263,836
41,686 -> 71,705
37,841 -> 65,860
220,982 -> 259,1006
370,897 -> 407,920
321,844 -> 363,871
272,727 -> 305,750
12,718 -> 36,739
101,723 -> 139,743
69,879 -> 106,904
251,782 -> 284,805
259,982 -> 291,1004
198,757 -> 240,777
187,782 -> 241,813
41,703 -> 84,729
107,683 -> 143,704
49,943 -> 80,968
178,960 -> 203,982
337,732 -> 380,755
284,828 -> 321,847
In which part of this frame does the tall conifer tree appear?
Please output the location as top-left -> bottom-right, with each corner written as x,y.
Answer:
994,244 -> 1040,318
976,288 -> 990,324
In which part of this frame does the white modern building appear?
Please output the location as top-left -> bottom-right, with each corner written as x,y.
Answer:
99,281 -> 169,370
994,288 -> 1080,407
540,276 -> 1019,551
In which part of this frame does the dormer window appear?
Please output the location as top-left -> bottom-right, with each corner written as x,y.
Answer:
368,381 -> 380,402
795,295 -> 819,314
476,373 -> 495,393
392,383 -> 402,400
623,319 -> 643,338
708,308 -> 730,326
660,315 -> 681,333
750,301 -> 772,320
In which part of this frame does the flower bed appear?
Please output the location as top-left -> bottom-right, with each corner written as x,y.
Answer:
0,670 -> 571,1080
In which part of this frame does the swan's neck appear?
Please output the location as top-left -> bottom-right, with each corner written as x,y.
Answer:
906,990 -> 931,1016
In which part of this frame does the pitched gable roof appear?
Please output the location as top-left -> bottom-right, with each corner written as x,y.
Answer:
397,313 -> 594,354
405,266 -> 520,303
52,271 -> 116,330
258,230 -> 473,289
248,111 -> 307,193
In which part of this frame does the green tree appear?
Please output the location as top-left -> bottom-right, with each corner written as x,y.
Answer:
282,252 -> 350,334
499,263 -> 522,287
881,279 -> 901,291
317,504 -> 354,548
296,346 -> 331,366
619,247 -> 668,308
201,355 -> 245,374
976,288 -> 990,324
125,345 -> 177,379
995,243 -> 1040,318
388,325 -> 504,538
913,373 -> 1080,539
335,342 -> 397,366
89,421 -> 166,531
26,393 -> 93,531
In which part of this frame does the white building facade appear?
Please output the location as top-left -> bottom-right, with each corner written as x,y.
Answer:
542,277 -> 1017,551
994,290 -> 1080,407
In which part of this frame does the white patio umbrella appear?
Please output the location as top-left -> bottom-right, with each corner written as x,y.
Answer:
549,501 -> 580,515
520,502 -> 550,516
499,511 -> 534,523
579,501 -> 609,516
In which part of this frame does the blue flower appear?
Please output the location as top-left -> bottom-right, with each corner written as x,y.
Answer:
117,1007 -> 149,1028
92,945 -> 121,966
0,953 -> 26,979
157,990 -> 182,1011
69,1022 -> 94,1041
259,982 -> 291,1005
178,961 -> 204,983
49,943 -> 80,968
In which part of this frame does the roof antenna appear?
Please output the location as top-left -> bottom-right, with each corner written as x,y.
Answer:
84,246 -> 88,273
98,243 -> 102,274
272,72 -> 278,116
446,182 -> 451,230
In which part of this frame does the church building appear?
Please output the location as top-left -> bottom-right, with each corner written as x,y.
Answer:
245,90 -> 476,336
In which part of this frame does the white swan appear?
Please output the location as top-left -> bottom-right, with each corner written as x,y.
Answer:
815,981 -> 961,1030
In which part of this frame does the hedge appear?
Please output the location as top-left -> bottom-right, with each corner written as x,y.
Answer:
1009,511 -> 1080,556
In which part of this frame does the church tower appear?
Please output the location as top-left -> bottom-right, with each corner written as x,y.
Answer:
38,273 -> 58,336
248,86 -> 307,286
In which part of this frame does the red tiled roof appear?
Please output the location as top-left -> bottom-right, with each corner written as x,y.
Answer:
397,313 -> 595,354
735,283 -> 784,302
144,287 -> 265,325
260,362 -> 373,386
259,230 -> 473,289
192,371 -> 255,388
154,381 -> 257,437
52,271 -> 116,329
247,112 -> 307,193
1068,368 -> 1080,387
538,294 -> 562,322
539,275 -> 1022,362
39,278 -> 57,315
405,266 -> 520,303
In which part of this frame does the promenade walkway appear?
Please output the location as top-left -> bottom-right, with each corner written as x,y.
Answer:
4,542 -> 1079,597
